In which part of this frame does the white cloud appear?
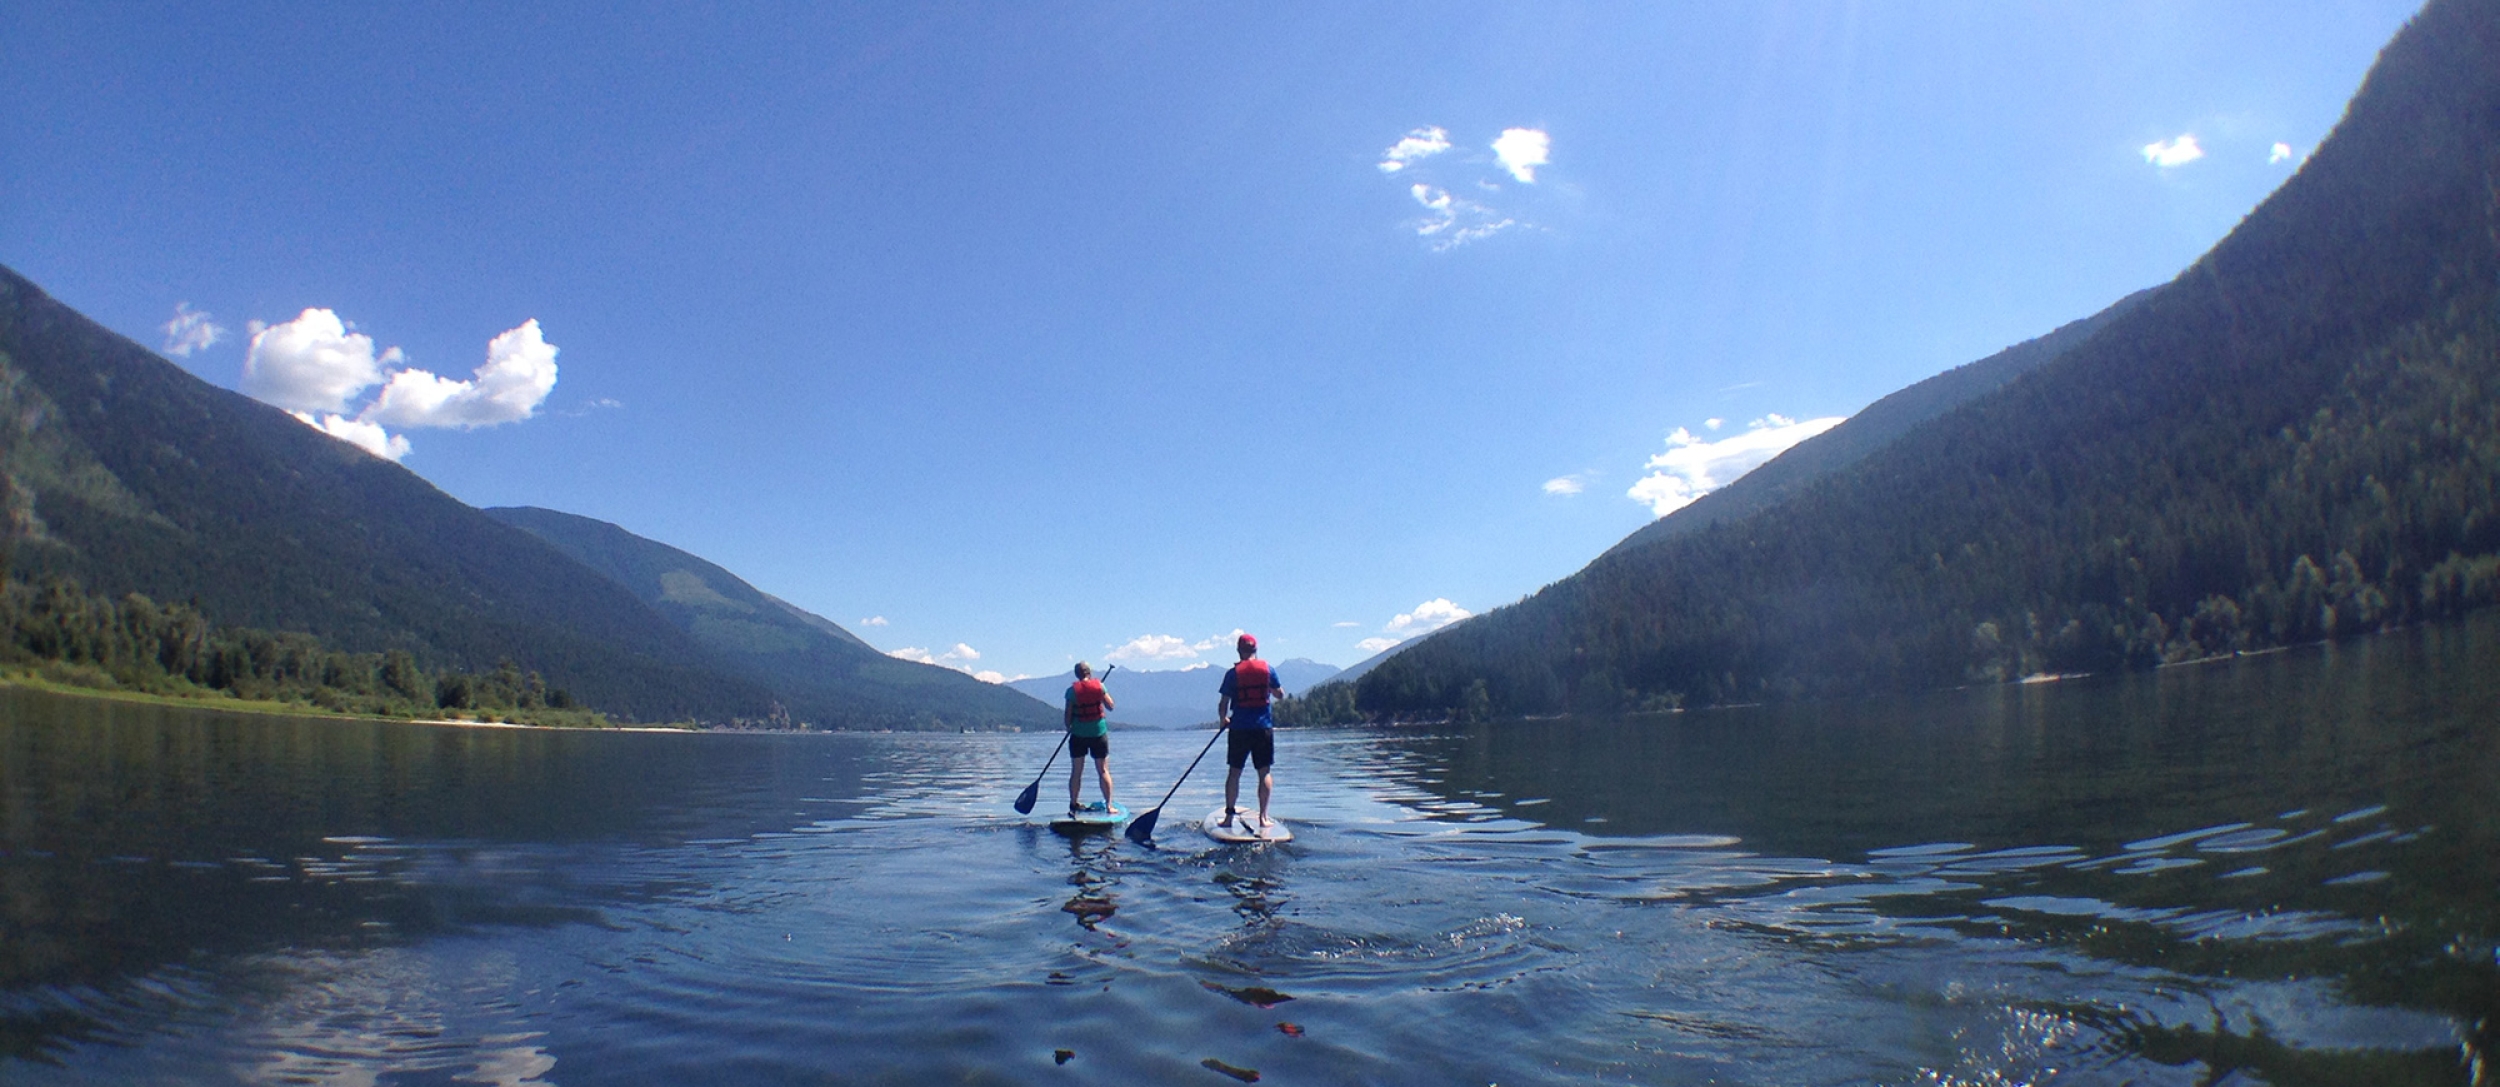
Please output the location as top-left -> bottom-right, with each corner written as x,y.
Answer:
2142,134 -> 2203,168
290,411 -> 410,461
861,616 -> 889,627
243,310 -> 561,460
1626,412 -> 1845,517
889,643 -> 983,671
1377,126 -> 1452,173
160,303 -> 226,357
1387,598 -> 1471,634
973,670 -> 1007,684
1107,634 -> 1202,662
2269,142 -> 2295,164
1543,475 -> 1587,496
364,319 -> 559,429
1377,126 -> 1545,251
1331,621 -> 1362,629
1705,418 -> 1725,430
243,308 -> 389,414
1491,127 -> 1550,183
1354,598 -> 1474,656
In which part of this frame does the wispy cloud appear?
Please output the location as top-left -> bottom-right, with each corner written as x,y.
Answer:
240,309 -> 561,461
1409,183 -> 1518,250
1377,126 -> 1452,173
1377,125 -> 1553,251
1491,128 -> 1550,183
1331,621 -> 1362,629
160,303 -> 226,357
2141,134 -> 2203,168
1627,413 -> 1844,517
1542,474 -> 1589,496
861,616 -> 889,627
2269,142 -> 2296,165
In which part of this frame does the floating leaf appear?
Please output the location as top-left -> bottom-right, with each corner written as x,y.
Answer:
1200,980 -> 1294,1008
1201,1057 -> 1260,1082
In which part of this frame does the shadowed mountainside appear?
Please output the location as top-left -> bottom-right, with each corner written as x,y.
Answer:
487,506 -> 1058,730
1349,0 -> 2500,719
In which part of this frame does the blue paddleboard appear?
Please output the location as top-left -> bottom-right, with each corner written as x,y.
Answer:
1048,803 -> 1128,831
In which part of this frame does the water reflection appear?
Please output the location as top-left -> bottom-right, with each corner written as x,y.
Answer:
1342,615 -> 2500,1082
2,618 -> 2494,1084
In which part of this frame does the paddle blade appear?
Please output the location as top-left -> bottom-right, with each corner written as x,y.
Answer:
1124,807 -> 1162,844
1013,780 -> 1040,815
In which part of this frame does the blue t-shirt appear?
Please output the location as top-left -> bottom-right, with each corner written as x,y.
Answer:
1218,662 -> 1282,730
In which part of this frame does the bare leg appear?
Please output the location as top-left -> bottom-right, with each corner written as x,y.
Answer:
1222,765 -> 1242,825
1256,768 -> 1273,827
1068,758 -> 1085,810
1095,758 -> 1114,808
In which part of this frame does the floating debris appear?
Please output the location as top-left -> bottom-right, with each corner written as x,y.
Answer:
1054,1049 -> 1074,1065
1063,897 -> 1117,926
1201,981 -> 1294,1008
1275,1022 -> 1304,1037
1201,1057 -> 1260,1082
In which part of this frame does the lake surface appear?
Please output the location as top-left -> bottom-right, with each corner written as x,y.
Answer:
3,617 -> 2495,1086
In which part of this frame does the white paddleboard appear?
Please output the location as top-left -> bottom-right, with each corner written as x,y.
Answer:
1202,807 -> 1293,843
1048,803 -> 1128,831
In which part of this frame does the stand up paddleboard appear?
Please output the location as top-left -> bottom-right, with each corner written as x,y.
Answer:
1048,803 -> 1128,832
1202,807 -> 1293,844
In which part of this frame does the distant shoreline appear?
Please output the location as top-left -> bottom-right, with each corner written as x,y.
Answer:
0,673 -> 692,732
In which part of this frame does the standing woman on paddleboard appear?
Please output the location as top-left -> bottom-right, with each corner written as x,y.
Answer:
1216,634 -> 1283,831
1064,663 -> 1116,815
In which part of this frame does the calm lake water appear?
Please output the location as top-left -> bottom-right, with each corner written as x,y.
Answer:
3,618 -> 2496,1086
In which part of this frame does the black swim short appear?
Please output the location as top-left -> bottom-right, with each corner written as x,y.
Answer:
1225,727 -> 1274,771
1070,733 -> 1109,760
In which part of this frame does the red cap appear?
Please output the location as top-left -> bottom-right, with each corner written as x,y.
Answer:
1237,633 -> 1257,650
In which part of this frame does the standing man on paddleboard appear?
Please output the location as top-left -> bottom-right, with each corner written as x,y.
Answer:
1216,634 -> 1283,830
1065,663 -> 1116,815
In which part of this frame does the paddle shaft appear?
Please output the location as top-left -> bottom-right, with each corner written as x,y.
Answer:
1126,723 -> 1226,842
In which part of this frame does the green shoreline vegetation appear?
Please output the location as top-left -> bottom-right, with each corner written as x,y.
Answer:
0,572 -> 620,728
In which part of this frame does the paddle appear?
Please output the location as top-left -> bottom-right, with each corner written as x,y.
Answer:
1124,721 -> 1226,845
1014,664 -> 1112,814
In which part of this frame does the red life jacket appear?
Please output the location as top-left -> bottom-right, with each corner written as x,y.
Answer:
1229,659 -> 1275,709
1069,678 -> 1107,722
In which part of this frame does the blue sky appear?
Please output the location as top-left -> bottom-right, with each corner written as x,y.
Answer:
2,1 -> 2421,680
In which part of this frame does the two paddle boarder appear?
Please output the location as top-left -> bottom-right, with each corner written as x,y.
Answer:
1064,662 -> 1116,815
1216,634 -> 1283,831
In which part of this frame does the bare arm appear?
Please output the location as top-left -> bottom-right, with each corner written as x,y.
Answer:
1216,694 -> 1231,729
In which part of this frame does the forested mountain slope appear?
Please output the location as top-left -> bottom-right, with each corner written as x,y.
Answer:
1356,0 -> 2500,719
0,265 -> 775,722
487,506 -> 1058,730
1605,288 -> 2153,557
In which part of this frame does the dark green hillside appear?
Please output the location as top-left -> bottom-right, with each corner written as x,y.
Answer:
485,506 -> 1058,730
1356,0 -> 2500,719
0,266 -> 775,722
1605,288 -> 2153,557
